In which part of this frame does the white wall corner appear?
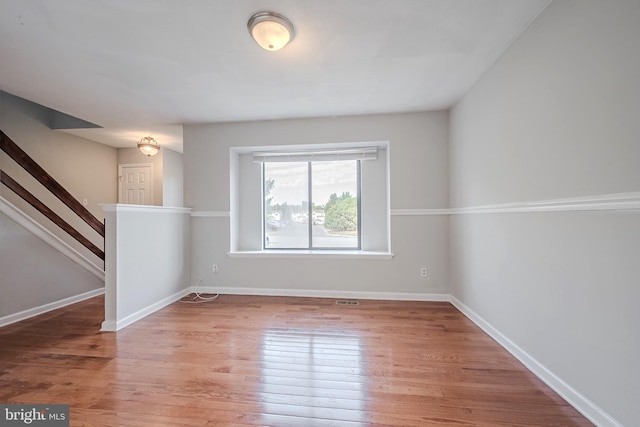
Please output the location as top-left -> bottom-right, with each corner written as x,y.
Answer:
101,204 -> 191,331
449,296 -> 623,427
101,288 -> 191,332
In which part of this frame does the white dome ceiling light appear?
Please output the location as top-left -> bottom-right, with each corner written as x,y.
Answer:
247,11 -> 295,51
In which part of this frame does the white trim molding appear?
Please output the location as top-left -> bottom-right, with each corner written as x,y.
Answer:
101,203 -> 192,214
193,285 -> 449,302
389,192 -> 640,217
391,208 -> 450,216
191,211 -> 231,218
451,192 -> 640,215
192,192 -> 640,220
450,296 -> 623,427
0,195 -> 105,280
228,250 -> 394,260
0,288 -> 104,328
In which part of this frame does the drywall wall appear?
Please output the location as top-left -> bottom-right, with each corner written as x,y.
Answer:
101,204 -> 191,331
0,209 -> 104,320
0,91 -> 117,265
449,1 -> 639,425
184,112 -> 449,297
162,148 -> 184,207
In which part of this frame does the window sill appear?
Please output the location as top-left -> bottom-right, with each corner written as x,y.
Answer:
227,250 -> 394,260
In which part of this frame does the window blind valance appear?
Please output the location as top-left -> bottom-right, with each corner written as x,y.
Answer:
253,147 -> 377,163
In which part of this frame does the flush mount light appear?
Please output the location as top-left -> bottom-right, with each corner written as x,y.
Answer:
247,11 -> 294,51
137,136 -> 160,157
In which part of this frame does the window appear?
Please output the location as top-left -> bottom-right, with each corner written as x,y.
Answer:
263,160 -> 360,249
230,143 -> 389,256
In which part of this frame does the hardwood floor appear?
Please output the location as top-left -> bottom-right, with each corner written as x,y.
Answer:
0,294 -> 592,426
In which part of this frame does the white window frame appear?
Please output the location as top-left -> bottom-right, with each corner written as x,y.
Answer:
261,159 -> 362,250
228,141 -> 392,259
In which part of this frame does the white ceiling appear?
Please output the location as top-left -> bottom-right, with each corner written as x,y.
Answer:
0,0 -> 550,152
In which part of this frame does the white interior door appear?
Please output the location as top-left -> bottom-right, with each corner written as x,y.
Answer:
119,164 -> 153,205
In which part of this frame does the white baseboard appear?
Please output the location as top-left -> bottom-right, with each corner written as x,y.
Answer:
100,319 -> 117,331
193,285 -> 450,302
100,288 -> 191,332
25,285 -> 614,426
0,288 -> 104,328
449,296 -> 622,427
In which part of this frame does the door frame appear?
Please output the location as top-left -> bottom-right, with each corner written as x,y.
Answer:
118,163 -> 154,205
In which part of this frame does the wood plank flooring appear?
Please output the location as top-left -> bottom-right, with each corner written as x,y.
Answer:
0,294 -> 592,426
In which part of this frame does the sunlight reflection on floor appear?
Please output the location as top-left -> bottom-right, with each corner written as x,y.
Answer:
260,328 -> 366,425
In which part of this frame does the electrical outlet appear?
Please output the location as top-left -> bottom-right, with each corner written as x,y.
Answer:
420,267 -> 428,278
212,264 -> 219,273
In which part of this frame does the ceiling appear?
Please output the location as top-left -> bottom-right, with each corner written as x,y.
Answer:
0,0 -> 550,152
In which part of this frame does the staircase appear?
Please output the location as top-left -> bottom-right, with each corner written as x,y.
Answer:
1,129 -> 105,261
0,129 -> 105,326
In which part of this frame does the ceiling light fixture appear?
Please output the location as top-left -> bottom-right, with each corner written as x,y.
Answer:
247,11 -> 294,51
137,136 -> 160,157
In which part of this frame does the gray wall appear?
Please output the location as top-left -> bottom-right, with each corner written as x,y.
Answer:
449,1 -> 640,425
184,112 -> 449,296
0,210 -> 104,319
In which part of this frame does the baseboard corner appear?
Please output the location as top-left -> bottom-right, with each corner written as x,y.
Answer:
449,295 -> 623,427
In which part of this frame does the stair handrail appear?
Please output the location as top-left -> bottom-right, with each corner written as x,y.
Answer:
0,130 -> 105,237
0,171 -> 104,260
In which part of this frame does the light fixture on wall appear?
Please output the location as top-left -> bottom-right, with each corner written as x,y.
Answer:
247,11 -> 294,51
137,136 -> 160,157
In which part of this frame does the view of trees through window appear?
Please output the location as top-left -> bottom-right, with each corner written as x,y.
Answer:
264,160 -> 359,249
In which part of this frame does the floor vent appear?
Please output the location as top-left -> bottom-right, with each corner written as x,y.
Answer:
335,300 -> 359,306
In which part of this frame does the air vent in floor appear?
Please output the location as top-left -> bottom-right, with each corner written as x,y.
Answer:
335,300 -> 359,306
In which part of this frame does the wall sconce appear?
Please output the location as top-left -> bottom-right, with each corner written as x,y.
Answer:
247,11 -> 294,51
138,136 -> 160,157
